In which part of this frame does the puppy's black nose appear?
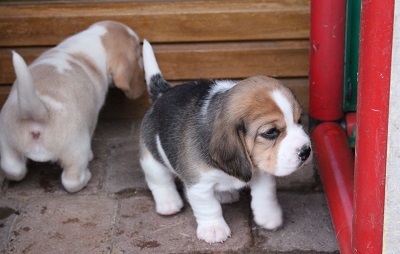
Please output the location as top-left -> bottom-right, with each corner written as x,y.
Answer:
299,145 -> 311,162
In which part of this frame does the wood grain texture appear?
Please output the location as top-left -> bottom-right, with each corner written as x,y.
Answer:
154,41 -> 309,80
0,0 -> 310,46
0,78 -> 309,118
0,41 -> 309,84
0,86 -> 10,109
0,47 -> 45,84
100,77 -> 309,119
0,0 -> 311,117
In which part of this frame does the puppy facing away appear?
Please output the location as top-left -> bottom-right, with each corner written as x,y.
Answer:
139,40 -> 312,243
0,21 -> 145,193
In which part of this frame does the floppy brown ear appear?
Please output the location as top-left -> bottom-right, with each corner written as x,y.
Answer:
99,21 -> 146,99
111,57 -> 145,100
209,116 -> 253,182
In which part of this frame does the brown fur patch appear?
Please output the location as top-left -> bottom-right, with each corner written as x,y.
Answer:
99,21 -> 145,99
209,113 -> 253,182
219,76 -> 302,175
68,53 -> 104,86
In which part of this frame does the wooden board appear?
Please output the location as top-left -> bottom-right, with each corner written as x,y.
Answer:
154,41 -> 309,80
0,78 -> 309,119
100,77 -> 310,119
0,0 -> 309,46
0,0 -> 311,117
0,40 -> 309,84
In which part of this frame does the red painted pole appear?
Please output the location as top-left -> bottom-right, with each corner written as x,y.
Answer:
309,0 -> 346,121
353,0 -> 394,252
312,122 -> 354,254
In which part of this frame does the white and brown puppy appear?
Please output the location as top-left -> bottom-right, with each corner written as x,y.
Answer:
140,40 -> 312,244
0,21 -> 144,193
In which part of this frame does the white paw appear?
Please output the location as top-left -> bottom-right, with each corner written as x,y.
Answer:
197,220 -> 231,244
61,168 -> 92,193
153,188 -> 184,215
253,205 -> 283,230
1,157 -> 27,181
155,195 -> 184,215
215,190 -> 240,204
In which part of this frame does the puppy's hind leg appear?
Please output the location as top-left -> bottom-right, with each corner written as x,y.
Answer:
140,149 -> 183,215
59,134 -> 92,193
0,144 -> 27,181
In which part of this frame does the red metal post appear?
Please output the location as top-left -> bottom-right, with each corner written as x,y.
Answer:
354,0 -> 394,252
309,1 -> 351,252
309,0 -> 346,121
312,122 -> 354,254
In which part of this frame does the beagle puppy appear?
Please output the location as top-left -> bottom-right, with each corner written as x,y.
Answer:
0,21 -> 144,192
140,40 -> 312,244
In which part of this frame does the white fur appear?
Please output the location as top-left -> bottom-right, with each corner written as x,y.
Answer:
140,150 -> 184,215
185,169 -> 245,243
249,171 -> 283,230
272,90 -> 312,176
0,143 -> 27,181
58,132 -> 94,192
12,52 -> 48,120
142,39 -> 161,85
155,134 -> 174,172
40,95 -> 66,111
31,51 -> 74,74
31,25 -> 108,76
272,90 -> 294,127
25,144 -> 54,162
200,80 -> 237,118
182,169 -> 283,243
186,177 -> 230,242
61,168 -> 92,193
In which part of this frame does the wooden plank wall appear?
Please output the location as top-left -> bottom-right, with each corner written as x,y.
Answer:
0,0 -> 310,119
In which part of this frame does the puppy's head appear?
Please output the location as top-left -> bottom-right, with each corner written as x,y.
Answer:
210,76 -> 312,181
96,21 -> 145,99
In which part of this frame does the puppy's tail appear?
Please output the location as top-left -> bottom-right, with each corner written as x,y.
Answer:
142,39 -> 170,102
12,51 -> 49,121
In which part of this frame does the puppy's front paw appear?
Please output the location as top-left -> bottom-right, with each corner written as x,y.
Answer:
197,220 -> 231,244
215,190 -> 240,204
253,205 -> 283,230
61,168 -> 92,193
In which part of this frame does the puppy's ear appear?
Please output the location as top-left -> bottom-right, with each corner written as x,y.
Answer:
209,116 -> 253,182
111,55 -> 146,100
104,26 -> 146,100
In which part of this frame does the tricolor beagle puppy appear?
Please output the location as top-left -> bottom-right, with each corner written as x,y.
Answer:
140,40 -> 312,243
0,21 -> 144,193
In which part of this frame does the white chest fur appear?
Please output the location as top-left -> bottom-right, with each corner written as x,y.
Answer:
197,169 -> 247,192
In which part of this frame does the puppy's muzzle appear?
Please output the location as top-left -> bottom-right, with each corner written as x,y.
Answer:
298,145 -> 312,162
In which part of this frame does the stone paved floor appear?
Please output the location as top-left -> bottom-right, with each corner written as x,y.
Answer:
0,118 -> 339,254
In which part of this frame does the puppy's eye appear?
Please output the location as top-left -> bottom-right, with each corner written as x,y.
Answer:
261,128 -> 280,140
